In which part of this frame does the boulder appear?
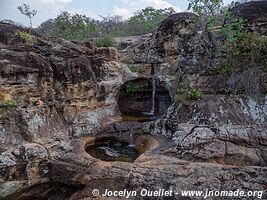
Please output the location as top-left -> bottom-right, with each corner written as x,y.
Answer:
232,0 -> 267,35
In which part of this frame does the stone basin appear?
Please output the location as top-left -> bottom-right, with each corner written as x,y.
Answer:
84,132 -> 159,162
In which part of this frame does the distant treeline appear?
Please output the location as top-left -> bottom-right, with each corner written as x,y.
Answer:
36,7 -> 175,42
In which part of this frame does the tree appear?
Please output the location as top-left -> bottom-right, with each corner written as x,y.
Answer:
49,12 -> 96,42
17,4 -> 37,27
126,7 -> 175,35
187,0 -> 245,44
187,0 -> 245,64
98,15 -> 124,35
187,0 -> 223,27
36,19 -> 55,35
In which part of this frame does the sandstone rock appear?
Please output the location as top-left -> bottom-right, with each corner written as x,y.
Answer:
232,0 -> 267,35
152,95 -> 267,166
114,34 -> 152,51
0,22 -> 136,198
1,5 -> 267,199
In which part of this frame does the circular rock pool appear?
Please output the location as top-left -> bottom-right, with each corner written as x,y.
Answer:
86,137 -> 140,162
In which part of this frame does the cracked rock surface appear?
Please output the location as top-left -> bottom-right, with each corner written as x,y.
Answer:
1,2 -> 267,199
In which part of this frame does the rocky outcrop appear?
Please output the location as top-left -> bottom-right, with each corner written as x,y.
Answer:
0,22 -> 135,199
149,95 -> 267,166
232,0 -> 267,35
1,1 -> 267,199
0,22 -> 136,137
117,12 -> 218,99
118,1 -> 267,98
114,34 -> 152,51
119,12 -> 212,72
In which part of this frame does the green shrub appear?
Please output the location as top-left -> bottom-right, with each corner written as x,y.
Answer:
124,82 -> 140,93
1,100 -> 17,108
16,30 -> 36,45
95,35 -> 115,47
218,32 -> 267,75
233,32 -> 267,65
186,89 -> 203,100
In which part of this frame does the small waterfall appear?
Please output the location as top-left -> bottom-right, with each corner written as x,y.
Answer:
130,131 -> 133,143
128,130 -> 135,147
141,65 -> 156,116
150,76 -> 156,115
150,64 -> 156,115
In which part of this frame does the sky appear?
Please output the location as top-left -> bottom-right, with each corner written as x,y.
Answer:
0,0 -> 234,27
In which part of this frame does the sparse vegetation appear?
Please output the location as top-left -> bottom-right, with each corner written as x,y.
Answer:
175,81 -> 203,101
128,65 -> 143,74
218,61 -> 233,76
188,0 -> 267,96
186,89 -> 203,100
124,82 -> 140,93
222,32 -> 267,68
95,35 -> 115,47
1,100 -> 17,108
16,30 -> 37,45
219,86 -> 230,94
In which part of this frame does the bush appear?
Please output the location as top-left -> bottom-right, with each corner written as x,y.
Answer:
232,32 -> 267,65
95,35 -> 115,47
1,100 -> 17,108
218,32 -> 267,75
186,89 -> 203,100
49,12 -> 96,42
124,82 -> 140,93
16,30 -> 36,45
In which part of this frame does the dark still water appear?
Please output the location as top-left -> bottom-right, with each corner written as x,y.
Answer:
86,138 -> 140,162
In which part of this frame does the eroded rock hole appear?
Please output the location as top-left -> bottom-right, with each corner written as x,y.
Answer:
86,136 -> 140,162
117,78 -> 172,120
85,123 -> 159,162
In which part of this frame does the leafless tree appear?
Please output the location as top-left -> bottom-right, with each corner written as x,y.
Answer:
17,4 -> 37,27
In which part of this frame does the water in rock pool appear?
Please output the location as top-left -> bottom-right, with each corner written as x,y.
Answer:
86,140 -> 140,162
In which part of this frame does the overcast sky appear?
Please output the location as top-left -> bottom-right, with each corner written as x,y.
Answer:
0,0 -> 234,27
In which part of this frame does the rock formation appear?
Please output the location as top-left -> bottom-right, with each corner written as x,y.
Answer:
0,1 -> 267,200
